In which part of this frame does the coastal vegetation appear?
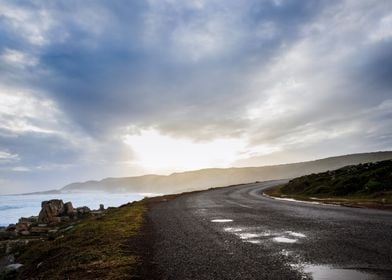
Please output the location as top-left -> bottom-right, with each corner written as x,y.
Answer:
266,160 -> 392,208
1,201 -> 147,280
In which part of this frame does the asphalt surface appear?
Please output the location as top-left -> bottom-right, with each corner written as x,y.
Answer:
148,180 -> 392,280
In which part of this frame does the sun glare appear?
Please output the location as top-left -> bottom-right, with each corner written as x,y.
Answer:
123,129 -> 247,172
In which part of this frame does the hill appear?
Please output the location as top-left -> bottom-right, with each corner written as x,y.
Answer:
280,160 -> 392,200
61,151 -> 392,194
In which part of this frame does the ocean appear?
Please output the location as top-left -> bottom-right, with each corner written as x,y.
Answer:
0,192 -> 154,227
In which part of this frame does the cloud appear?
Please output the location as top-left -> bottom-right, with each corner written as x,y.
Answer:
0,150 -> 18,162
0,0 -> 391,192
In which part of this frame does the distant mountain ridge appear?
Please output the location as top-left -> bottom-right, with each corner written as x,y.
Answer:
60,151 -> 392,194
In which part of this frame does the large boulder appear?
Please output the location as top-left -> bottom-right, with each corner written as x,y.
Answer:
38,200 -> 65,224
14,217 -> 37,235
76,206 -> 91,217
18,216 -> 38,223
63,202 -> 76,217
15,223 -> 29,232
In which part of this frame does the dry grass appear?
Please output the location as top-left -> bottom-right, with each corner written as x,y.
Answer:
16,201 -> 146,280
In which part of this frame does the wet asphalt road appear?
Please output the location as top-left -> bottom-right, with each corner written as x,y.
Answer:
148,180 -> 392,280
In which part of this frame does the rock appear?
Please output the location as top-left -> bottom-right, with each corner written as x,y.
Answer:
19,230 -> 30,236
99,204 -> 105,211
64,202 -> 76,217
60,216 -> 71,223
59,225 -> 74,233
38,224 -> 47,227
18,216 -> 38,223
49,217 -> 61,224
6,224 -> 16,232
5,263 -> 23,272
30,227 -> 50,234
48,229 -> 58,234
77,206 -> 91,215
15,223 -> 29,232
38,200 -> 65,224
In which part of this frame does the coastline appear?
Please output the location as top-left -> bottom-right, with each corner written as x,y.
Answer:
0,192 -> 180,279
0,192 -> 149,227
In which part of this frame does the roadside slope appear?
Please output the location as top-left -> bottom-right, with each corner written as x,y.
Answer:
266,160 -> 392,209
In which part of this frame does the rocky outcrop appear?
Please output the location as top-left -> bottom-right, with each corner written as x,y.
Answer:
38,200 -> 65,224
36,199 -> 83,225
64,202 -> 76,217
76,206 -> 91,215
5,200 -> 79,236
1,200 -> 108,277
5,200 -> 106,238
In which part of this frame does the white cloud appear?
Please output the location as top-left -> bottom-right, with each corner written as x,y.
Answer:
0,150 -> 18,162
171,16 -> 232,62
370,14 -> 392,42
0,48 -> 38,68
0,2 -> 55,46
11,166 -> 30,172
0,86 -> 62,135
144,0 -> 245,62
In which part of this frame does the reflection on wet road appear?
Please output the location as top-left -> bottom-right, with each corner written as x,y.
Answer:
150,181 -> 392,279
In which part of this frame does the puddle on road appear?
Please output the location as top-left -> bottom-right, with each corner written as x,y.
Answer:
273,237 -> 298,243
236,232 -> 271,240
273,231 -> 307,243
298,264 -> 382,280
223,227 -> 243,233
286,231 -> 306,238
221,226 -> 307,245
211,219 -> 233,223
245,240 -> 261,244
236,233 -> 264,239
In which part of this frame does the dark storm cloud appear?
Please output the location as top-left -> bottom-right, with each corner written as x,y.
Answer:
353,39 -> 392,92
18,0 -> 326,137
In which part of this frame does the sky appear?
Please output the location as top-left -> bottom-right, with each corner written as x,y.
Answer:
0,0 -> 391,194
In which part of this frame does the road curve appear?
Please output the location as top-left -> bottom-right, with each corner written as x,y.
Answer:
148,181 -> 392,279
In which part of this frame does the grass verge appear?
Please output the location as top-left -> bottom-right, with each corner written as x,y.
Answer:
264,185 -> 392,210
15,200 -> 147,280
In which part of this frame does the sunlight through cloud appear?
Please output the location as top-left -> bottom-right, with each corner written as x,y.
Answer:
123,129 -> 247,172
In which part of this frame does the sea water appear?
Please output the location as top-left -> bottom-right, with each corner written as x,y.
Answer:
0,192 -> 154,227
